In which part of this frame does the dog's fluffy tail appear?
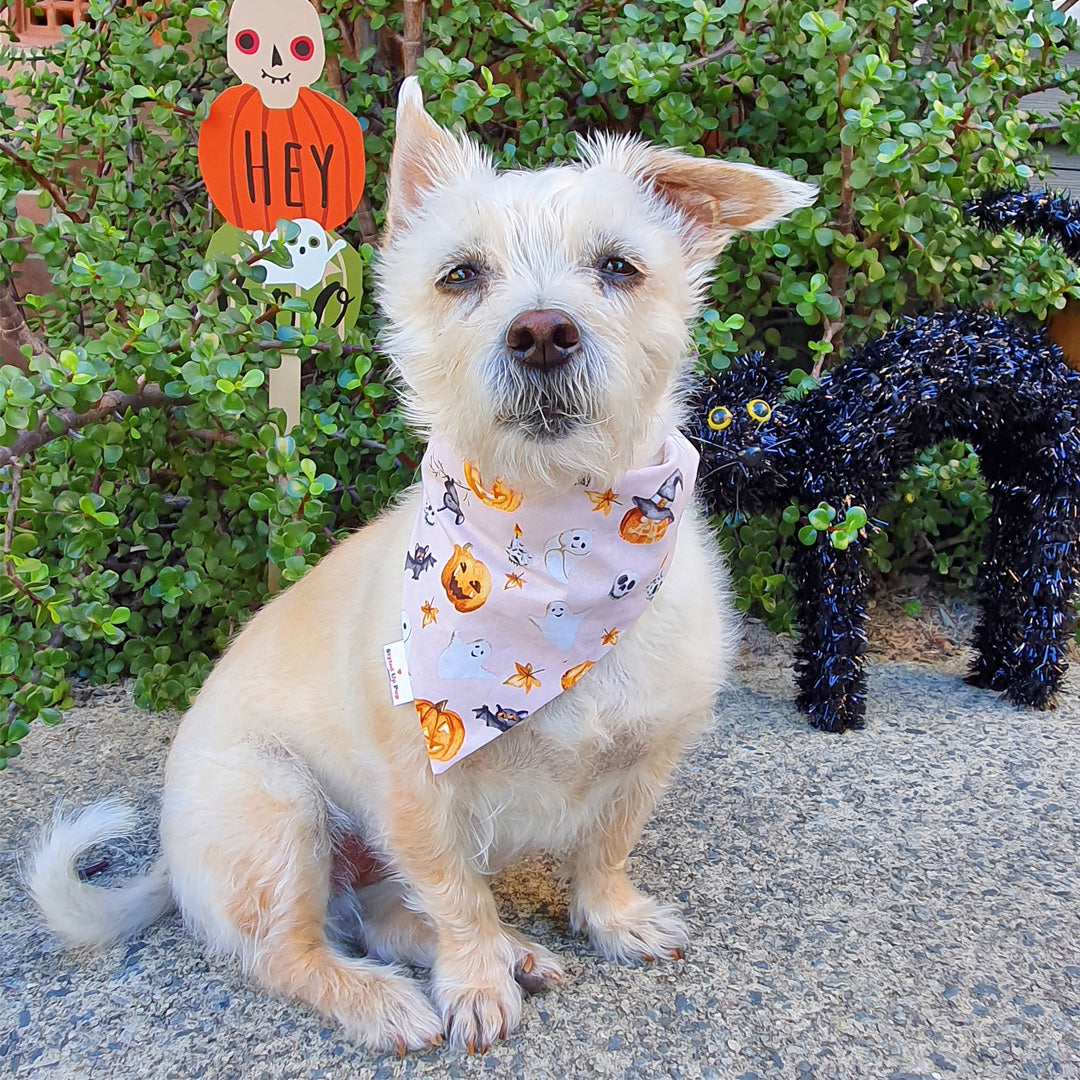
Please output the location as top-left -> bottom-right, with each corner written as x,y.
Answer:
26,799 -> 173,948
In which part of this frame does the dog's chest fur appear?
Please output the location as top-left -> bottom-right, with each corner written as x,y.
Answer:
383,490 -> 734,868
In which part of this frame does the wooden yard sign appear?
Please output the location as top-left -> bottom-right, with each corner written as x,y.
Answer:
196,0 -> 366,587
197,0 -> 365,432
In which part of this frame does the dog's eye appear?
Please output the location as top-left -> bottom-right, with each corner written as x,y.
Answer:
747,399 -> 773,423
598,255 -> 640,279
440,264 -> 481,287
707,406 -> 733,431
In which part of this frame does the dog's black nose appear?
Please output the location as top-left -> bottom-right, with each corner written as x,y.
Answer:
506,310 -> 581,371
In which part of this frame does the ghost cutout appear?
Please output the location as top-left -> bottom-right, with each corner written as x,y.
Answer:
438,631 -> 496,680
226,0 -> 326,110
529,601 -> 586,651
251,219 -> 347,291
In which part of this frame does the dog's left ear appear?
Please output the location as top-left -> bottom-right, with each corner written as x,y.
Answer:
642,149 -> 817,259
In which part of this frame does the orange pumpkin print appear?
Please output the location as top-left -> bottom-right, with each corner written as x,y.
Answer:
618,469 -> 683,545
618,508 -> 673,545
463,461 -> 523,513
561,660 -> 595,690
440,543 -> 492,613
197,85 -> 365,232
415,698 -> 465,763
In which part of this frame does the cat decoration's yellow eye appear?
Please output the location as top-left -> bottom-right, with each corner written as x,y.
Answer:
707,405 -> 733,432
747,399 -> 772,423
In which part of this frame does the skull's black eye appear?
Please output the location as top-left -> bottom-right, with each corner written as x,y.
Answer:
747,399 -> 772,423
707,405 -> 733,431
235,29 -> 259,54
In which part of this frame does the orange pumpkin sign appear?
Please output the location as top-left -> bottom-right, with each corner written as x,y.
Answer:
198,85 -> 365,232
416,698 -> 466,763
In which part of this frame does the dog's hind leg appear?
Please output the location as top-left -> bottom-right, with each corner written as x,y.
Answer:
161,744 -> 442,1052
357,879 -> 562,995
357,880 -> 437,967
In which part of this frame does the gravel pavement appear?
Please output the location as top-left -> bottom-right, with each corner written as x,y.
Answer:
1,633 -> 1078,1080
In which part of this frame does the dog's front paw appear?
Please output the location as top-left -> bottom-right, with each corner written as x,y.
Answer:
572,892 -> 688,965
338,968 -> 444,1053
433,968 -> 523,1053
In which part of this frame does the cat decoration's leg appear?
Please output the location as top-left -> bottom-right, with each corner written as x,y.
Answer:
791,537 -> 871,732
965,485 -> 1028,693
999,484 -> 1080,709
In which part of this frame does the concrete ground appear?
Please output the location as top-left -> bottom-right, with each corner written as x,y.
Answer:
1,632 -> 1078,1080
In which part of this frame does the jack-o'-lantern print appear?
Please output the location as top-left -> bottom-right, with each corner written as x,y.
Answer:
415,698 -> 465,763
463,461 -> 523,513
440,543 -> 492,613
619,468 -> 684,545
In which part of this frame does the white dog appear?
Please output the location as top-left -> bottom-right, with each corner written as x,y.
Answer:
29,78 -> 815,1053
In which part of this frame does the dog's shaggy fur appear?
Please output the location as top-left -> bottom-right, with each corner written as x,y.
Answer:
28,79 -> 815,1053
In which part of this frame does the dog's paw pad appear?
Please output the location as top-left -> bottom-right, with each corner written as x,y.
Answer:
579,897 -> 689,965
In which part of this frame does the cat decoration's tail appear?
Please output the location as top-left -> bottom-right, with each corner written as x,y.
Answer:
26,800 -> 174,948
965,187 -> 1080,263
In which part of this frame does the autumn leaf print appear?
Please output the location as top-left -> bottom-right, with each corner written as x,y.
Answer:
504,662 -> 543,694
586,488 -> 622,515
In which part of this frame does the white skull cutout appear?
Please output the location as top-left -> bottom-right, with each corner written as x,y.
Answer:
252,219 -> 346,291
226,0 -> 326,110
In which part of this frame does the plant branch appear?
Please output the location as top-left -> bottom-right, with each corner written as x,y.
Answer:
0,380 -> 190,469
0,142 -> 85,224
403,0 -> 425,76
1,456 -> 45,609
0,279 -> 52,360
680,40 -> 740,72
491,0 -> 615,123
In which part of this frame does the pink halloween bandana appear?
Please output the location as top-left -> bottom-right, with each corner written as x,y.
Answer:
399,432 -> 699,773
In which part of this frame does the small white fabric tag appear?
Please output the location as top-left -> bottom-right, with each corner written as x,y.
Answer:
383,641 -> 414,705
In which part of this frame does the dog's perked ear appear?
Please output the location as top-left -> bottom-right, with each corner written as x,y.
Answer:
384,76 -> 489,240
639,148 -> 817,260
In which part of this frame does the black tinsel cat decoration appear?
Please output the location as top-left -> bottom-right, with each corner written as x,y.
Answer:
685,188 -> 1080,733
